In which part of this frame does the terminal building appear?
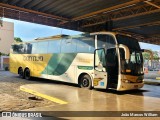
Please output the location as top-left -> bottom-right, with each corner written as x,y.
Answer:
0,21 -> 13,70
0,21 -> 14,54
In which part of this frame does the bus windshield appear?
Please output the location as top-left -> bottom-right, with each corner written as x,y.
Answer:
116,34 -> 144,75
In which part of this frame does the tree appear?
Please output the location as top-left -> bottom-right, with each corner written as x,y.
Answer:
14,37 -> 23,42
0,52 -> 9,56
0,17 -> 2,27
142,50 -> 159,69
142,50 -> 159,60
153,51 -> 159,60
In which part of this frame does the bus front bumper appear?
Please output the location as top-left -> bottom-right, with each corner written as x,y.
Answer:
117,82 -> 144,91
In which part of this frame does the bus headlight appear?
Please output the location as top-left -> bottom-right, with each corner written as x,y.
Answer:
122,79 -> 131,83
125,80 -> 130,83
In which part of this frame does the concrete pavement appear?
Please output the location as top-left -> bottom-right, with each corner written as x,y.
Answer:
21,83 -> 160,118
0,71 -> 57,111
0,71 -> 160,119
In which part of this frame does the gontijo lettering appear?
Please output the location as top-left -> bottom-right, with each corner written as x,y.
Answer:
23,56 -> 43,61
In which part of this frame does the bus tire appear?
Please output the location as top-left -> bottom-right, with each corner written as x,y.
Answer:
80,74 -> 92,89
18,68 -> 24,79
24,68 -> 31,80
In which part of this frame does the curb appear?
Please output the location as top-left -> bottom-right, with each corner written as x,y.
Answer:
144,81 -> 160,86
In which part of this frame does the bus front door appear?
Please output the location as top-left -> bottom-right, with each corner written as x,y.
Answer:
94,48 -> 107,89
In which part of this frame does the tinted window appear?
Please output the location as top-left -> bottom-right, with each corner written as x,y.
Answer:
61,38 -> 77,53
76,36 -> 95,53
26,43 -> 32,54
12,44 -> 26,54
37,41 -> 48,54
12,42 -> 48,54
97,35 -> 115,49
48,40 -> 61,53
116,35 -> 140,50
31,43 -> 37,54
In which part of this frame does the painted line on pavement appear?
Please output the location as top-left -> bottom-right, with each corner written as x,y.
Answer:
20,86 -> 68,105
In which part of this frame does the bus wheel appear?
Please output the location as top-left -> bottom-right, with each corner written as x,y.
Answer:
18,68 -> 24,78
80,74 -> 92,89
24,69 -> 31,80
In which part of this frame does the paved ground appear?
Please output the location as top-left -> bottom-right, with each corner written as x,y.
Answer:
21,80 -> 160,120
0,71 -> 160,120
22,83 -> 160,111
0,71 -> 57,111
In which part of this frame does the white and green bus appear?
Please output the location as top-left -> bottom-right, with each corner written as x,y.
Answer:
10,32 -> 149,91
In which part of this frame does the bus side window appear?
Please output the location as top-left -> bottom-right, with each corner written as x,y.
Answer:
48,40 -> 61,53
37,41 -> 48,54
77,39 -> 95,53
61,38 -> 77,53
12,44 -> 25,54
97,35 -> 115,49
12,45 -> 19,54
31,43 -> 37,54
106,35 -> 115,48
26,43 -> 32,54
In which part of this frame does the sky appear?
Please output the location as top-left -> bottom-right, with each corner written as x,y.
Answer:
3,18 -> 160,51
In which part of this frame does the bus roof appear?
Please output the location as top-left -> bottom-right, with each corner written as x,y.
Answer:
35,34 -> 69,40
12,31 -> 132,45
34,33 -> 91,41
90,31 -> 131,37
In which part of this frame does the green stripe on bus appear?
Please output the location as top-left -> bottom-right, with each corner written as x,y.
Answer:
42,53 -> 77,75
78,66 -> 93,70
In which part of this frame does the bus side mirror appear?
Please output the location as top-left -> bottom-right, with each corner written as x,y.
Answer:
141,49 -> 153,60
94,48 -> 106,72
119,44 -> 130,60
